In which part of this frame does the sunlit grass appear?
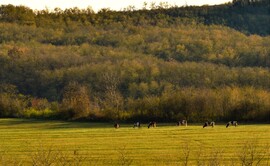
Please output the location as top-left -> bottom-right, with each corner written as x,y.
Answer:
0,119 -> 269,165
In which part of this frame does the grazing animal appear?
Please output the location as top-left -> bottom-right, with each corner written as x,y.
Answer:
177,120 -> 187,127
148,121 -> 156,128
203,121 -> 215,128
114,123 -> 120,129
133,122 -> 141,128
226,121 -> 238,128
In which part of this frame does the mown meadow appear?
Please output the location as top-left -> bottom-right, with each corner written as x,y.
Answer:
0,119 -> 269,165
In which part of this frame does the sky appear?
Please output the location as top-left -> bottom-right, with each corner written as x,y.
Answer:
0,0 -> 232,12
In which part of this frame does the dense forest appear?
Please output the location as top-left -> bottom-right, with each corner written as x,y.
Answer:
0,0 -> 269,122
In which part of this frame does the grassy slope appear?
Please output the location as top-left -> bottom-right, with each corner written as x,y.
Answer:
0,119 -> 269,165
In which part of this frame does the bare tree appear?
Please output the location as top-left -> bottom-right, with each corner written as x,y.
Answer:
238,139 -> 269,166
181,141 -> 191,166
101,71 -> 125,120
31,144 -> 58,166
116,146 -> 133,166
61,82 -> 91,120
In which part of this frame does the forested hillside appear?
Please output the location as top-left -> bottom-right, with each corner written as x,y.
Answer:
0,0 -> 270,122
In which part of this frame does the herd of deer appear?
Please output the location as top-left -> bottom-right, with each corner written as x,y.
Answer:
113,120 -> 238,129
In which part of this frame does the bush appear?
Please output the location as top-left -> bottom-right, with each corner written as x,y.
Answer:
22,108 -> 56,119
0,93 -> 26,118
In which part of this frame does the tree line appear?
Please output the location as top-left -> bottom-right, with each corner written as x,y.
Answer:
0,0 -> 269,35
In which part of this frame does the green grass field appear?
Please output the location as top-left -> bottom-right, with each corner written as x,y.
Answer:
0,119 -> 269,165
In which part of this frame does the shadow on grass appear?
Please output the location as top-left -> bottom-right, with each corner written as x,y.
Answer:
0,118 -> 113,129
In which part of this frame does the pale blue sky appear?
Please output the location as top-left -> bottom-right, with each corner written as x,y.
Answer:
1,0 -> 232,12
